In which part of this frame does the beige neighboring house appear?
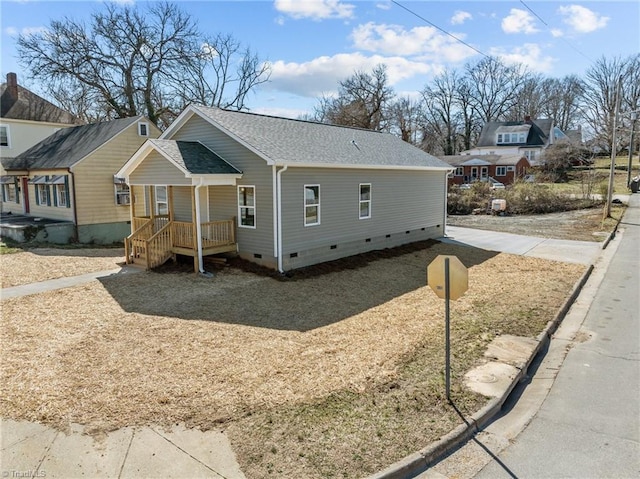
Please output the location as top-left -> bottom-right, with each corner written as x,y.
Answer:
1,116 -> 160,244
0,72 -> 79,166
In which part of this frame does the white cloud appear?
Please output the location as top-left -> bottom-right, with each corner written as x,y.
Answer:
4,26 -> 47,36
266,53 -> 435,98
350,22 -> 474,63
451,10 -> 472,26
491,43 -> 555,73
550,28 -> 564,38
376,1 -> 392,11
274,0 -> 355,21
558,5 -> 609,33
501,8 -> 539,35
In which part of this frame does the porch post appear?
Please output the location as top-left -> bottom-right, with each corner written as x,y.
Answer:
168,186 -> 174,222
149,185 -> 156,220
129,185 -> 135,226
191,186 -> 198,273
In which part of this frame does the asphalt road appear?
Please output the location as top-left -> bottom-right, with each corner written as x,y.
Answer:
419,194 -> 639,479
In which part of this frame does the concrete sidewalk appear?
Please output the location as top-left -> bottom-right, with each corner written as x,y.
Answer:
1,420 -> 246,479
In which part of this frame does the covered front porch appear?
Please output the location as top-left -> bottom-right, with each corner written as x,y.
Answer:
118,139 -> 243,272
124,211 -> 237,271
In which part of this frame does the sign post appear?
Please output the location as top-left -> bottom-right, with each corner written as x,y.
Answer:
427,255 -> 468,401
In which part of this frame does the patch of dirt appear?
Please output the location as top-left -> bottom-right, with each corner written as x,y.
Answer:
447,205 -> 623,242
0,248 -> 125,288
1,238 -> 585,478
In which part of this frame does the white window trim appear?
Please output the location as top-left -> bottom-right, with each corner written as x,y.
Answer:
54,184 -> 67,207
238,185 -> 256,229
138,122 -> 149,137
359,183 -> 371,220
481,167 -> 488,178
2,183 -> 17,202
471,167 -> 478,179
115,183 -> 130,205
154,185 -> 168,215
454,167 -> 464,177
304,184 -> 320,227
496,166 -> 507,176
0,124 -> 10,148
36,184 -> 49,206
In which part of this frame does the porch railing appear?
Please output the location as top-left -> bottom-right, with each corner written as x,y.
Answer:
145,222 -> 172,269
125,217 -> 236,269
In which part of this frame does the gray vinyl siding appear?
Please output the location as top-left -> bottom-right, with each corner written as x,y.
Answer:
129,151 -> 190,186
172,186 -> 192,221
280,168 -> 446,270
171,115 -> 275,263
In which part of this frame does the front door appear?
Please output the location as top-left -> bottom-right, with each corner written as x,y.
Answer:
21,177 -> 30,213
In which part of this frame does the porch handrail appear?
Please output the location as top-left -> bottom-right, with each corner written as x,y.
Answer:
201,219 -> 235,247
145,222 -> 172,269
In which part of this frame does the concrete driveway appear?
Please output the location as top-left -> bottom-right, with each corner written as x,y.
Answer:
441,226 -> 603,265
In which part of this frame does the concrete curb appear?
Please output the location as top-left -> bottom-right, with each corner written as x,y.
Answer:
367,262 -> 596,479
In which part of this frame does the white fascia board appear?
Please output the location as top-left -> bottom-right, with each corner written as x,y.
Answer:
116,140 -> 190,180
187,173 -> 243,186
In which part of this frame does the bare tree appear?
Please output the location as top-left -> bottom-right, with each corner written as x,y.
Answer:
422,68 -> 463,155
388,96 -> 424,144
464,56 -> 531,123
539,76 -> 584,132
504,74 -> 544,122
17,2 -> 270,128
313,64 -> 394,131
176,33 -> 270,111
580,55 -> 638,155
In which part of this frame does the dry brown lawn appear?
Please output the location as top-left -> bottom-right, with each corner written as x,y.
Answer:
0,248 -> 125,288
0,240 -> 585,478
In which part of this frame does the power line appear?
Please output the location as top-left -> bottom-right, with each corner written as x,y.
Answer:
519,0 -> 594,64
391,0 -> 489,59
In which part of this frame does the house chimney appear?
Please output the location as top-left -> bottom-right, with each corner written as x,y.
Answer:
524,115 -> 532,123
6,72 -> 18,102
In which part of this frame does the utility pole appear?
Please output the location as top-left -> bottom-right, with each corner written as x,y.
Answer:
606,77 -> 622,218
626,111 -> 637,188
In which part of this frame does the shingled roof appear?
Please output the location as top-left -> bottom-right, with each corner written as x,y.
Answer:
148,139 -> 241,175
174,105 -> 451,170
0,73 -> 78,124
476,119 -> 554,148
4,116 -> 143,171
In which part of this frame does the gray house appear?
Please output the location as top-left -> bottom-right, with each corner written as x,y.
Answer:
117,105 -> 452,273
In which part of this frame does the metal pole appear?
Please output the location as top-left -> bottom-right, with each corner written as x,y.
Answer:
607,78 -> 622,217
627,112 -> 637,188
445,257 -> 451,401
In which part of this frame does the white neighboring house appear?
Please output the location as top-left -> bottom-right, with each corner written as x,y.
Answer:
463,116 -> 566,166
0,72 -> 79,177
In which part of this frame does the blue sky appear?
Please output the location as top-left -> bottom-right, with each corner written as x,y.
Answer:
1,0 -> 638,118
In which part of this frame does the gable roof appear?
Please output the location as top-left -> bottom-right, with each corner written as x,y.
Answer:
1,73 -> 78,124
476,119 -> 554,148
166,105 -> 451,171
148,139 -> 242,175
5,116 -> 143,171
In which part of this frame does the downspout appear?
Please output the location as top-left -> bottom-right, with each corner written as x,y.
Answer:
276,165 -> 288,273
194,178 -> 205,273
443,169 -> 452,237
272,165 -> 278,259
68,168 -> 79,242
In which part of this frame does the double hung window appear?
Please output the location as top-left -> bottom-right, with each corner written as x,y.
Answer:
304,185 -> 320,226
359,183 -> 371,219
238,185 -> 256,228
